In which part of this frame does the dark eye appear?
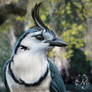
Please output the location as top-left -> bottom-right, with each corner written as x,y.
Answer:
35,35 -> 44,40
20,45 -> 29,50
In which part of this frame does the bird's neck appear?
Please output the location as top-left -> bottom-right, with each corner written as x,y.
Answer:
11,51 -> 49,84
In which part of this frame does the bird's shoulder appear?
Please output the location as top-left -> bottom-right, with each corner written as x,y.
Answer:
48,58 -> 66,92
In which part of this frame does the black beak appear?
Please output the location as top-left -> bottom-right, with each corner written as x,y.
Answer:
49,38 -> 67,47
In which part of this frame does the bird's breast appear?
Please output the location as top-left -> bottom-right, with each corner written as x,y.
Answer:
6,63 -> 51,92
11,52 -> 49,84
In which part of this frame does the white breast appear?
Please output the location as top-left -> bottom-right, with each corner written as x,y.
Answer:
6,46 -> 52,92
6,64 -> 51,92
11,50 -> 49,84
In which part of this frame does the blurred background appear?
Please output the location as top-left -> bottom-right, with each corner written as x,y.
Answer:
0,0 -> 92,92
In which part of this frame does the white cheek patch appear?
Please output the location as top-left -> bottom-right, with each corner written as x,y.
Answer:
20,34 -> 40,48
21,34 -> 32,47
20,32 -> 42,48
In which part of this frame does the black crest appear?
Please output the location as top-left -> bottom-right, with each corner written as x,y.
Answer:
32,2 -> 48,30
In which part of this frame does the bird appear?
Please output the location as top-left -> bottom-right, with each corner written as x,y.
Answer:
3,2 -> 67,92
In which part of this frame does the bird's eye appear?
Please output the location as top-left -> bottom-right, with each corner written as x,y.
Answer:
35,35 -> 44,40
20,45 -> 29,50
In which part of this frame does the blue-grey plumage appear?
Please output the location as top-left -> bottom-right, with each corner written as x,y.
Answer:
3,59 -> 10,92
48,59 -> 66,92
3,2 -> 67,92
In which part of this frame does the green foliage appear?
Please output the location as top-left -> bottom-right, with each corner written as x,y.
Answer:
59,0 -> 91,81
62,24 -> 85,58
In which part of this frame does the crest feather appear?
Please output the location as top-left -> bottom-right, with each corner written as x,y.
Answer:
32,2 -> 48,29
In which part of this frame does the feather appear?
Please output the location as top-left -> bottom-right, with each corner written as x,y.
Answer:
32,2 -> 48,29
48,58 -> 66,92
3,59 -> 11,92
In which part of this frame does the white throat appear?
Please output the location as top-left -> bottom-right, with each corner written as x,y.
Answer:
11,50 -> 49,84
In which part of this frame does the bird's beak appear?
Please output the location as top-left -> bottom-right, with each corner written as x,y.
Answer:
49,38 -> 67,47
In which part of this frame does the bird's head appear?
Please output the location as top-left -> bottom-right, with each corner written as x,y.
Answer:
12,3 -> 67,56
